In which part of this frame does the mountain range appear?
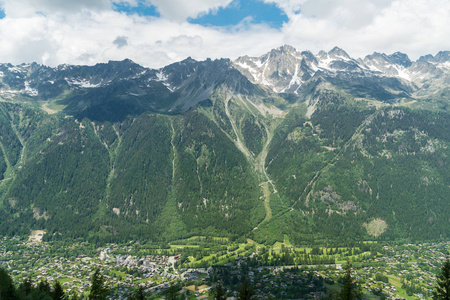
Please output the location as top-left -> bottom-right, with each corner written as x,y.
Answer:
0,46 -> 449,245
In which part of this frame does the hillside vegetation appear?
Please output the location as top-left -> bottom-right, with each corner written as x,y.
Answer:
1,47 -> 450,245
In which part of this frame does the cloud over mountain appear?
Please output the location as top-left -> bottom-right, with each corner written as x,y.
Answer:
0,0 -> 448,68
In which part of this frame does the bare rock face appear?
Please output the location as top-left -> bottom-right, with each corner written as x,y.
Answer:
234,45 -> 450,105
233,45 -> 317,94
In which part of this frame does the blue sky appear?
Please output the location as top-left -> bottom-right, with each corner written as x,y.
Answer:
188,0 -> 288,29
113,2 -> 160,18
0,0 -> 448,68
112,0 -> 288,29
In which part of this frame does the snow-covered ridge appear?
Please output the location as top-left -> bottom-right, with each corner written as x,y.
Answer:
65,77 -> 104,88
233,46 -> 450,94
0,47 -> 448,101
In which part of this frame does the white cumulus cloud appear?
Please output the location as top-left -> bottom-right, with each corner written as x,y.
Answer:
0,0 -> 111,17
148,0 -> 234,22
269,0 -> 450,59
0,0 -> 448,68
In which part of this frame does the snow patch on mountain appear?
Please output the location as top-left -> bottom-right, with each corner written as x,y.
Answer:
155,70 -> 168,82
234,61 -> 260,81
0,89 -> 19,95
282,64 -> 302,94
65,77 -> 103,88
317,56 -> 334,71
437,61 -> 450,70
260,55 -> 274,89
393,65 -> 411,81
8,66 -> 25,74
154,70 -> 176,92
24,81 -> 38,96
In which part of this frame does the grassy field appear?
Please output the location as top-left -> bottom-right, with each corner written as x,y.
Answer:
387,275 -> 414,299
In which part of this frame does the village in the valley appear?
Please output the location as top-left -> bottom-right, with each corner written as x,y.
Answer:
0,232 -> 448,299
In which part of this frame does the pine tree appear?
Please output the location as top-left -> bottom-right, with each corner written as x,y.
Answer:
133,285 -> 146,300
237,280 -> 254,300
0,268 -> 18,300
433,259 -> 450,300
18,277 -> 33,296
339,261 -> 362,300
213,282 -> 226,300
53,280 -> 66,300
165,284 -> 179,300
38,279 -> 52,296
88,269 -> 108,300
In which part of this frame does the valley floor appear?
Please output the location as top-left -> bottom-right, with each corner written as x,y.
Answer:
0,236 -> 447,299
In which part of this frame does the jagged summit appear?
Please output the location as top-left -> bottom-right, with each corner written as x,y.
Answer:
327,46 -> 351,59
233,45 -> 449,97
419,50 -> 450,64
388,52 -> 411,67
1,45 -> 449,115
434,51 -> 450,62
274,44 -> 297,53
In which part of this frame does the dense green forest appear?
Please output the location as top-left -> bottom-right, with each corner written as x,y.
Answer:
259,97 -> 450,244
0,55 -> 450,246
1,93 -> 450,245
0,100 -> 265,243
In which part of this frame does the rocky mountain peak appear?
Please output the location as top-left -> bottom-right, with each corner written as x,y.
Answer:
418,54 -> 434,62
388,52 -> 411,67
273,44 -> 297,55
328,46 -> 351,60
316,50 -> 328,61
418,51 -> 450,64
233,45 -> 317,94
300,50 -> 317,62
434,51 -> 450,63
364,52 -> 388,61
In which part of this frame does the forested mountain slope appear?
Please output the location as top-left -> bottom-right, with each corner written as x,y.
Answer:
0,46 -> 449,244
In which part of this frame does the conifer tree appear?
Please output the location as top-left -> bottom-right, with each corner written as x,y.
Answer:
133,285 -> 146,300
339,261 -> 362,300
18,277 -> 33,296
0,268 -> 18,300
433,259 -> 450,300
213,282 -> 226,300
88,269 -> 108,300
38,279 -> 52,296
237,280 -> 255,300
53,280 -> 66,300
166,284 -> 179,300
